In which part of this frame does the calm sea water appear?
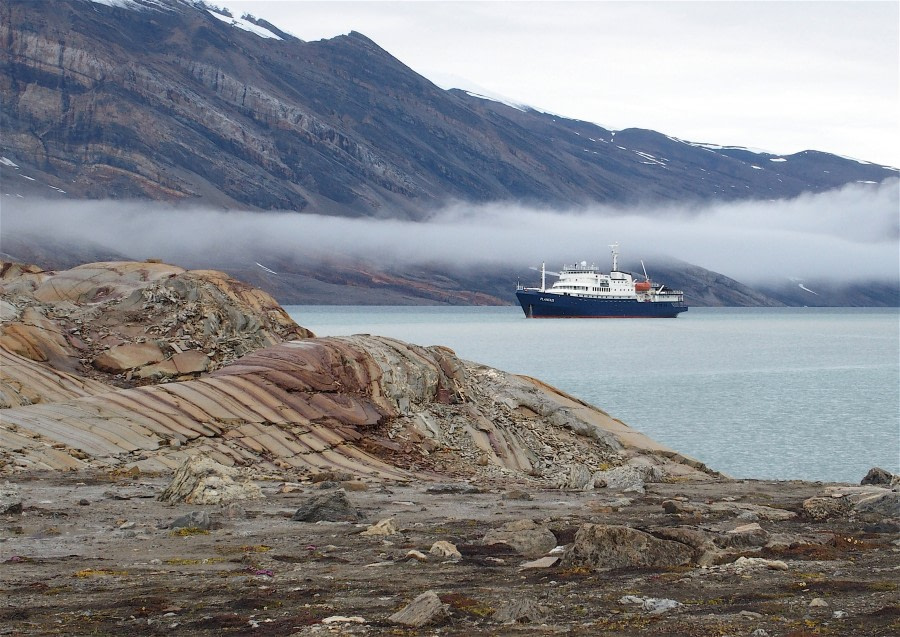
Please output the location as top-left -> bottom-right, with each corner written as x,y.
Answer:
284,306 -> 899,483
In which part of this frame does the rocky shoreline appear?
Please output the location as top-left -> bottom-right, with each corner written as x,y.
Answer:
1,468 -> 898,636
1,260 -> 898,636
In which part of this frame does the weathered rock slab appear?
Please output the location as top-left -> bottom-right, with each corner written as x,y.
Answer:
292,489 -> 365,523
482,519 -> 557,558
158,455 -> 263,505
92,342 -> 165,373
562,523 -> 694,570
387,590 -> 448,627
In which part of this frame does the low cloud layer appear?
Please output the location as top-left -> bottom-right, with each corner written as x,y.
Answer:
2,179 -> 897,284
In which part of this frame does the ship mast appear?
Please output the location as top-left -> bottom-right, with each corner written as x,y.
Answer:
541,262 -> 546,292
609,242 -> 619,272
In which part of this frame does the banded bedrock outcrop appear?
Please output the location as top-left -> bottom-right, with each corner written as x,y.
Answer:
0,259 -> 312,394
0,260 -> 711,483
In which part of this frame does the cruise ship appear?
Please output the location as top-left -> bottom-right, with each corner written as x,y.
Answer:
515,244 -> 688,318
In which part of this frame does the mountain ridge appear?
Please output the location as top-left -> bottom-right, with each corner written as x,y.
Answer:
1,0 -> 897,307
2,0 -> 895,217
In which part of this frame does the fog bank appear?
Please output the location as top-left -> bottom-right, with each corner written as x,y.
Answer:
2,179 -> 897,283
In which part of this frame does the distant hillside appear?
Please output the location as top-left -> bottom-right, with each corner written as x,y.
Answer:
1,0 -> 895,217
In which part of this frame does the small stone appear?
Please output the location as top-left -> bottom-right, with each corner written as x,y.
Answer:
429,541 -> 461,560
169,510 -> 212,531
292,489 -> 364,523
387,590 -> 448,628
170,349 -> 210,374
310,471 -> 353,483
809,597 -> 829,608
832,610 -> 848,619
519,556 -> 559,570
618,595 -> 682,614
502,489 -> 533,501
425,484 -> 481,494
662,499 -> 697,514
482,519 -> 557,558
641,598 -> 682,614
322,616 -> 366,624
361,518 -> 398,536
861,467 -> 894,486
724,522 -> 769,547
219,503 -> 246,520
730,556 -> 788,571
78,499 -> 90,506
802,496 -> 850,521
405,550 -> 428,562
492,597 -> 546,624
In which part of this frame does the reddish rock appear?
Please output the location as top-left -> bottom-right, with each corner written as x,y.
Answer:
93,342 -> 165,373
0,307 -> 80,373
172,350 -> 210,374
135,359 -> 178,379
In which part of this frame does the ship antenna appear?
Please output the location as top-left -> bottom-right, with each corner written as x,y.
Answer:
609,242 -> 619,271
541,261 -> 546,292
641,259 -> 649,282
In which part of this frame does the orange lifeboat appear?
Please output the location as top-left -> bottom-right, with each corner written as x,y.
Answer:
635,281 -> 651,292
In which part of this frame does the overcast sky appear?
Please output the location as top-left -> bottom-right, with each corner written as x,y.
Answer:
211,1 -> 899,168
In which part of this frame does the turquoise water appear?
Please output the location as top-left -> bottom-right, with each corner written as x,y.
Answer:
284,306 -> 900,483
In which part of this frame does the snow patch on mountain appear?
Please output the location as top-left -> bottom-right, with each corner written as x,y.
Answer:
691,142 -> 773,154
84,0 -> 176,11
207,9 -> 283,40
634,150 -> 667,166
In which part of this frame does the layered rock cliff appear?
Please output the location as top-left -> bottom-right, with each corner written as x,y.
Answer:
0,260 -> 712,484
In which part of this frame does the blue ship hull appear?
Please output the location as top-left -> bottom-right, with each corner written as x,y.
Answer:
516,289 -> 688,318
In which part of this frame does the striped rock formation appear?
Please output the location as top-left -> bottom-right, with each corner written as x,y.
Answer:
0,261 -> 713,484
0,334 -> 711,483
0,260 -> 312,387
